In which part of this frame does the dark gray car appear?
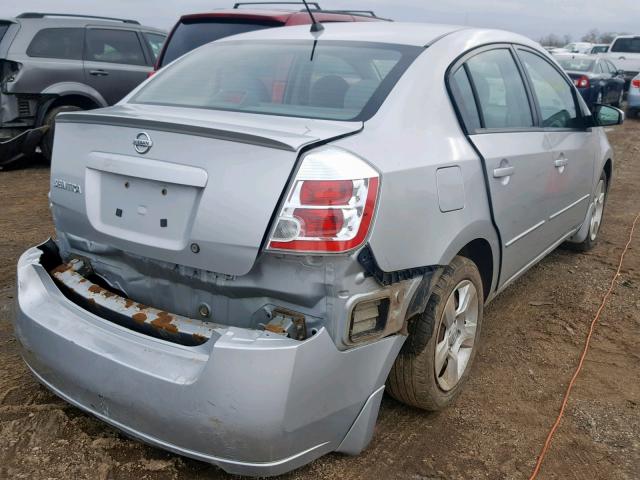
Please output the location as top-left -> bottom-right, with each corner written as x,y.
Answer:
0,13 -> 166,167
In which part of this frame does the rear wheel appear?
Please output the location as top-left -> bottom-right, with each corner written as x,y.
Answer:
387,256 -> 483,411
41,105 -> 83,162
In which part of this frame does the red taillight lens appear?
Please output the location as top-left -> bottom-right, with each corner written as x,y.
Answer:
300,180 -> 353,206
294,208 -> 344,237
632,79 -> 640,88
574,76 -> 590,88
267,147 -> 380,254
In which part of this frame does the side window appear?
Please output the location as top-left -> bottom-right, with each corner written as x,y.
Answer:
607,61 -> 618,74
27,28 -> 84,60
449,66 -> 481,132
85,29 -> 146,66
144,33 -> 166,62
596,62 -> 605,74
518,50 -> 580,129
465,49 -> 533,129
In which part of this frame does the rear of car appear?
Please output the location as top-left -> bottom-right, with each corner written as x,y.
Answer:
14,32 -> 424,476
154,6 -> 384,71
556,55 -> 625,110
628,74 -> 640,117
606,35 -> 640,86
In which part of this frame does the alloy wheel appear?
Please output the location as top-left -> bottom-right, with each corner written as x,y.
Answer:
589,179 -> 606,241
434,280 -> 479,392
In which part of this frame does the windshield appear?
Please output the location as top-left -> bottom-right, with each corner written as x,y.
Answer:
557,57 -> 595,72
134,40 -> 422,122
611,37 -> 640,54
159,19 -> 280,67
591,46 -> 608,54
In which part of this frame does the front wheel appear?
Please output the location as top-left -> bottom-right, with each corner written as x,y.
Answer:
570,171 -> 608,252
387,256 -> 484,411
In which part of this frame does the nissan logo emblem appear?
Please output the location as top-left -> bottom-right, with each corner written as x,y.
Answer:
133,132 -> 153,154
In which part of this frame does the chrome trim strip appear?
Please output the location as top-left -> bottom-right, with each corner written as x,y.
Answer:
549,194 -> 590,220
499,228 -> 578,293
505,220 -> 546,248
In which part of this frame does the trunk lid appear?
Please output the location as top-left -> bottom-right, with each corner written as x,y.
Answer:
51,104 -> 361,276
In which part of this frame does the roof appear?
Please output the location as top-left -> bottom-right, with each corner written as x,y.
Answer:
217,22 -> 467,46
12,12 -> 165,32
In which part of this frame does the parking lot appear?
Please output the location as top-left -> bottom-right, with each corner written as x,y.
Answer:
0,117 -> 637,479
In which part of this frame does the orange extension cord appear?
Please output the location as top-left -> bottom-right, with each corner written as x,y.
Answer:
529,212 -> 640,480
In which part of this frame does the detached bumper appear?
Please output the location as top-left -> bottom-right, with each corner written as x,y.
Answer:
0,126 -> 47,168
14,244 -> 403,477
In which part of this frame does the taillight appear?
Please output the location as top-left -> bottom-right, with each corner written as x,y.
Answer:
267,147 -> 380,253
632,79 -> 640,89
574,75 -> 590,88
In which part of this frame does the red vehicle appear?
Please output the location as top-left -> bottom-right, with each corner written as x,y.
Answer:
153,2 -> 386,72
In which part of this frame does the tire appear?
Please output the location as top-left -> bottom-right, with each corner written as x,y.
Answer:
568,171 -> 608,252
41,105 -> 83,162
387,256 -> 484,411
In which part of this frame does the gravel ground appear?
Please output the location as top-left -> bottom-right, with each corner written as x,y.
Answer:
0,120 -> 638,480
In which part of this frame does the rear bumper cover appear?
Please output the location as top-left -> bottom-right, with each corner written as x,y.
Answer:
14,243 -> 404,477
0,126 -> 47,168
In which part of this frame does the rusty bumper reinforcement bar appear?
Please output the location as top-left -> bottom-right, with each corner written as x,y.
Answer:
50,258 -> 221,346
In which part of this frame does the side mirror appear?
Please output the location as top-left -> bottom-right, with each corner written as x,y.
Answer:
595,105 -> 624,126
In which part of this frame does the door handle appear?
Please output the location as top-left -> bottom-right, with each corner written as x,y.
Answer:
555,157 -> 569,168
89,69 -> 109,76
493,166 -> 515,178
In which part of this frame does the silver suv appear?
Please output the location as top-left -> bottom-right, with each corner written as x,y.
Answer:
0,13 -> 165,167
14,22 -> 623,477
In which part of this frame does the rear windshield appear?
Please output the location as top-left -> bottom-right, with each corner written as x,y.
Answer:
159,19 -> 280,67
133,40 -> 421,122
557,57 -> 594,72
611,37 -> 640,54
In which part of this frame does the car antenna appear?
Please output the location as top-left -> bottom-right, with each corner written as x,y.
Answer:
301,0 -> 324,33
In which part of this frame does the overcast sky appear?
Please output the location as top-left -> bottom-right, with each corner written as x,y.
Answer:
4,0 -> 639,41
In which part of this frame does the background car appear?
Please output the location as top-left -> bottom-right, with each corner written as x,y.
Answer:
553,41 -> 594,55
590,44 -> 610,54
0,12 -> 166,167
555,54 -> 625,110
153,2 -> 386,72
627,73 -> 640,118
604,35 -> 640,88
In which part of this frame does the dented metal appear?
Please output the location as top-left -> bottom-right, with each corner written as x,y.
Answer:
50,258 -> 221,345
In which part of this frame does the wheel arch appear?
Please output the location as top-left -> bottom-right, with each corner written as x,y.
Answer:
456,238 -> 494,301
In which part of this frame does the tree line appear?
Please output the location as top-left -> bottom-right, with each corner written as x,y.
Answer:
539,28 -> 628,47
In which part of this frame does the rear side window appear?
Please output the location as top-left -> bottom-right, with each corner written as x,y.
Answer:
85,29 -> 147,66
611,37 -> 640,54
144,33 -> 166,62
449,67 -> 481,132
27,28 -> 84,60
518,50 -> 580,129
0,23 -> 9,43
465,49 -> 533,129
160,19 -> 280,67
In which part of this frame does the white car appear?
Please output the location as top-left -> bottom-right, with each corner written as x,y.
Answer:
604,35 -> 640,86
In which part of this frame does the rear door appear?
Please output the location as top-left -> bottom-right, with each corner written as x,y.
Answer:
83,27 -> 152,105
449,46 -> 556,287
516,48 -> 595,242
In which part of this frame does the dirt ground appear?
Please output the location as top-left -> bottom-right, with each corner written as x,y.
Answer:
0,119 -> 639,480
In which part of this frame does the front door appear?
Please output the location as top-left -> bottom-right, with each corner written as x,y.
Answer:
84,28 -> 152,105
516,48 -> 595,240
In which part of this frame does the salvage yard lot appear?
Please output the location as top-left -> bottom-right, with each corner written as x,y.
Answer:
1,121 -> 639,479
